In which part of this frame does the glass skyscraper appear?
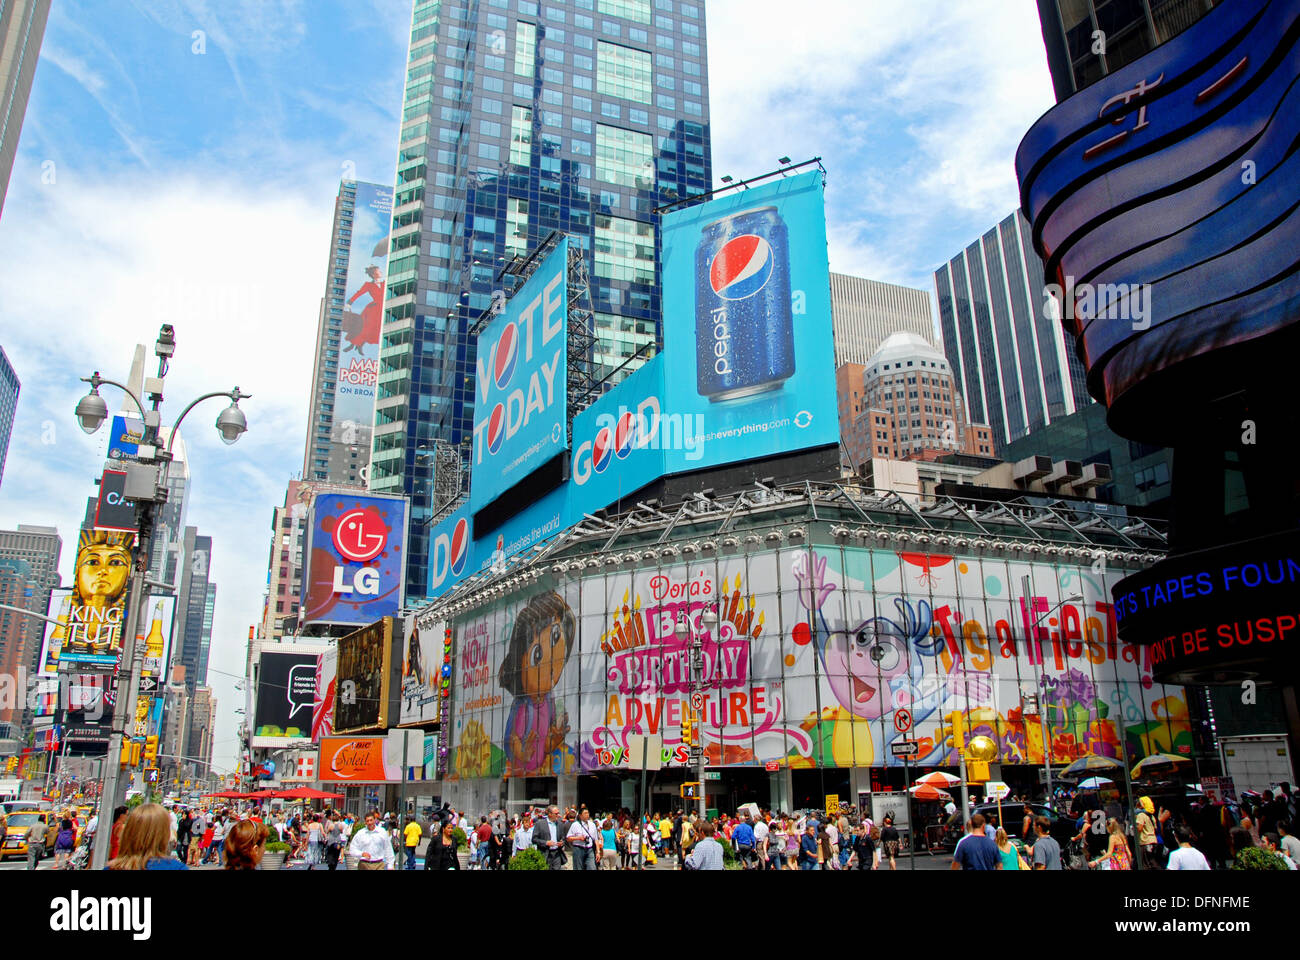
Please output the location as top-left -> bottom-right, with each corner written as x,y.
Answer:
0,345 -> 17,488
933,210 -> 1092,456
370,0 -> 711,599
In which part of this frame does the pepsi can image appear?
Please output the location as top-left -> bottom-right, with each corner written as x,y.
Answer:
695,205 -> 794,401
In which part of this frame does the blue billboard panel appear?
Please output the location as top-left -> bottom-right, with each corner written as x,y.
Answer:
659,170 -> 837,474
427,502 -> 474,597
106,415 -> 144,462
301,493 -> 409,627
470,237 -> 570,512
569,356 -> 669,510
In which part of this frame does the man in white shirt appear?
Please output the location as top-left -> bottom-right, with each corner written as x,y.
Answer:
1166,825 -> 1211,870
566,808 -> 600,870
348,811 -> 395,870
513,814 -> 534,855
753,814 -> 771,869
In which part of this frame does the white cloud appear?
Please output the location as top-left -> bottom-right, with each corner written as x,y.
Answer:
0,171 -> 328,775
706,0 -> 1056,290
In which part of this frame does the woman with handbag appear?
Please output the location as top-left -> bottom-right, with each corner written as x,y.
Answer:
995,827 -> 1031,870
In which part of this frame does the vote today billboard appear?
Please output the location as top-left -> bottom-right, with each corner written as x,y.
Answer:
470,236 -> 570,514
427,172 -> 838,601
300,492 -> 409,627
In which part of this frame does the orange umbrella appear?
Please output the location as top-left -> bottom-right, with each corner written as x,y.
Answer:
915,771 -> 962,788
909,784 -> 953,802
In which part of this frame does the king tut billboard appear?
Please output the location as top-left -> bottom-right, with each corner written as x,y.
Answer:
444,546 -> 1192,780
41,529 -> 136,669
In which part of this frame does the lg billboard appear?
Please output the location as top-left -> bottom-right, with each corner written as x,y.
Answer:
300,492 -> 409,627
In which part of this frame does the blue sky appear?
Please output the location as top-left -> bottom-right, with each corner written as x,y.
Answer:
0,0 -> 1055,773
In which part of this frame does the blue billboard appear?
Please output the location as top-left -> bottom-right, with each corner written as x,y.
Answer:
301,492 -> 409,627
106,415 -> 144,462
427,501 -> 474,597
470,237 -> 570,513
569,356 -> 669,509
659,169 -> 838,473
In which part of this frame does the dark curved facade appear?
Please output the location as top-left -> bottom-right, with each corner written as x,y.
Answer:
1017,0 -> 1300,441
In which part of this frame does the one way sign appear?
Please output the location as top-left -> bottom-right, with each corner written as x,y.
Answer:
138,676 -> 158,693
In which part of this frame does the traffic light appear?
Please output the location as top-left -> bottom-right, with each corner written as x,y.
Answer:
680,781 -> 701,799
120,741 -> 142,768
4,757 -> 15,772
143,735 -> 159,764
681,713 -> 698,748
938,711 -> 967,753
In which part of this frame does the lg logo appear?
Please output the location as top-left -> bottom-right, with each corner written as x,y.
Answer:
330,507 -> 389,597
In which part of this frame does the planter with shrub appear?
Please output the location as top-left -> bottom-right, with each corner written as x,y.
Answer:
261,841 -> 290,870
508,848 -> 547,871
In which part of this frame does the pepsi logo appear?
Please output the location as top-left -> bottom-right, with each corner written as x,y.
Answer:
449,517 -> 469,576
613,411 -> 636,460
487,403 -> 506,455
592,425 -> 614,474
494,322 -> 518,388
710,234 -> 774,301
332,507 -> 388,563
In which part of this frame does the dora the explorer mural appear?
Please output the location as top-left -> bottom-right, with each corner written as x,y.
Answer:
448,591 -> 579,780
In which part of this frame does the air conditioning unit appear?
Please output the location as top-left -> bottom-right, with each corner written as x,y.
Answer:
1043,459 -> 1082,490
1071,462 -> 1112,490
1013,455 -> 1053,484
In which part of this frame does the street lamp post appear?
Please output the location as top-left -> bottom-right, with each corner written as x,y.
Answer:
675,604 -> 718,820
1021,578 -> 1084,811
81,325 -> 250,869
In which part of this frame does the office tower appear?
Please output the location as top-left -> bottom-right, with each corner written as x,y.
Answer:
302,180 -> 394,484
0,0 -> 50,219
185,686 -> 215,776
0,523 -> 60,693
0,556 -> 37,732
175,527 -> 214,694
370,0 -> 712,598
0,345 -> 16,488
160,664 -> 190,782
829,273 -> 934,366
1036,0 -> 1220,101
848,332 -> 993,468
198,582 -> 215,688
933,210 -> 1092,455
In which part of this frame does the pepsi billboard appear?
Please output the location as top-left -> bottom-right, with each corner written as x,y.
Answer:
300,492 -> 409,627
470,237 -> 569,513
427,501 -> 474,597
568,356 -> 668,506
1015,0 -> 1300,437
659,169 -> 838,473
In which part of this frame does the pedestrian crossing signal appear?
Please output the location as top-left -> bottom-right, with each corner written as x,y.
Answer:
680,781 -> 701,799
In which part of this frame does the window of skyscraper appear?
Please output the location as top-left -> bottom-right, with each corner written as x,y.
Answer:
515,21 -> 537,77
600,0 -> 651,23
596,124 -> 654,188
597,42 -> 652,104
510,105 -> 533,164
594,215 -> 655,284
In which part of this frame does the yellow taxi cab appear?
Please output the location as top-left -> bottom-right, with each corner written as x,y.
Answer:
1,810 -> 58,861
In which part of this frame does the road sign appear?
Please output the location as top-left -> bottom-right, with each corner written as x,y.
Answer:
690,691 -> 704,712
825,795 -> 839,816
890,740 -> 920,758
894,708 -> 912,734
764,760 -> 779,772
626,733 -> 663,772
138,676 -> 158,693
704,770 -> 721,781
985,780 -> 1011,801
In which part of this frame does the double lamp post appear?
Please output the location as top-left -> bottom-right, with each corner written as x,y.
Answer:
75,324 -> 250,869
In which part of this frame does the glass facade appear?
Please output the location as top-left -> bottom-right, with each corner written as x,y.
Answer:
933,210 -> 1090,455
1040,0 -> 1219,100
372,0 -> 711,600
